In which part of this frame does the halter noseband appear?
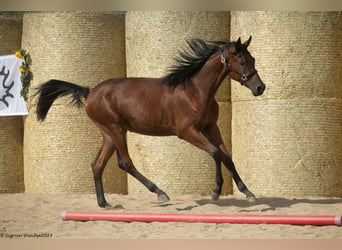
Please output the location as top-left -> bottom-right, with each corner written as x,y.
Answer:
220,51 -> 257,85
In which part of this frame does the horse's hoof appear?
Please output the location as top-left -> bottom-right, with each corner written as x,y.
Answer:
158,193 -> 170,203
211,191 -> 220,201
99,202 -> 113,209
246,195 -> 257,203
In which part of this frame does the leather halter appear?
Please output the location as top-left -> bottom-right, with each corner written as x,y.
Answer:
220,51 -> 258,85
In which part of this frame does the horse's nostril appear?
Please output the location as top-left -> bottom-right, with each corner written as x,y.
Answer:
257,85 -> 265,94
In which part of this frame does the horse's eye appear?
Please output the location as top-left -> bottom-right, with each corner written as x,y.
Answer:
239,60 -> 245,66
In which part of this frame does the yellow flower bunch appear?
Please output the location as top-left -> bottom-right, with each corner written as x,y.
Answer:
19,66 -> 26,73
14,49 -> 32,100
15,50 -> 24,59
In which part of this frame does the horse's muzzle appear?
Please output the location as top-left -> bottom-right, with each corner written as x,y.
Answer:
253,84 -> 266,96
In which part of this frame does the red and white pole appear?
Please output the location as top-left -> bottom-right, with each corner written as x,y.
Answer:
61,212 -> 341,226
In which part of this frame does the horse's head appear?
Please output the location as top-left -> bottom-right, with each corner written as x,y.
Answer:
221,36 -> 265,96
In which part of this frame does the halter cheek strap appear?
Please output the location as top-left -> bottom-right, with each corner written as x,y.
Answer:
220,52 -> 257,85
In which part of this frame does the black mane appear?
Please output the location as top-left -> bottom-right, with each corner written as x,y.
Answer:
161,39 -> 236,86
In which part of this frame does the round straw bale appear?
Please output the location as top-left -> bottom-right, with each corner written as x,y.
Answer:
0,15 -> 22,55
0,15 -> 24,193
22,12 -> 127,194
126,11 -> 231,101
230,11 -> 342,197
126,11 -> 232,195
0,117 -> 25,193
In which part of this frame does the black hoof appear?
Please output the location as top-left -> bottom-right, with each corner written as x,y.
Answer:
99,201 -> 113,208
211,190 -> 220,201
158,193 -> 170,203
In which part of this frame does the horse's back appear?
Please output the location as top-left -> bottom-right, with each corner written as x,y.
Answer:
85,77 -> 177,135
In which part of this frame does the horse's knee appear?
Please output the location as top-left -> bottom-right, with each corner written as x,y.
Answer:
118,162 -> 126,171
118,158 -> 134,173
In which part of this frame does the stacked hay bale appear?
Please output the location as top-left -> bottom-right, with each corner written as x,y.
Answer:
230,11 -> 342,197
0,14 -> 24,193
126,11 -> 232,196
22,12 -> 127,194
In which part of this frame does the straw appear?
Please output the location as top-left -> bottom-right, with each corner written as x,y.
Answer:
230,11 -> 342,197
22,12 -> 127,194
0,16 -> 24,193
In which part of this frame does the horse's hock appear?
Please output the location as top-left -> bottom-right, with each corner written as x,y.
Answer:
0,15 -> 25,193
22,12 -> 127,194
231,11 -> 342,197
126,11 -> 233,196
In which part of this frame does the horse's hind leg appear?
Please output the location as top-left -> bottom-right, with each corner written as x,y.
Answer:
92,132 -> 115,208
109,126 -> 170,202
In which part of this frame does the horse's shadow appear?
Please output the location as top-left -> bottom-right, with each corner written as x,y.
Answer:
195,196 -> 342,212
156,196 -> 342,212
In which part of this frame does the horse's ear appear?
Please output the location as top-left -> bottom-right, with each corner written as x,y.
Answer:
236,37 -> 241,45
244,36 -> 252,47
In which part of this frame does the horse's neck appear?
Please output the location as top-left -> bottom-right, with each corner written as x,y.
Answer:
191,52 -> 228,102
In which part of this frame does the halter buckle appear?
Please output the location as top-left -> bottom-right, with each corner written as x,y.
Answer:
220,54 -> 226,64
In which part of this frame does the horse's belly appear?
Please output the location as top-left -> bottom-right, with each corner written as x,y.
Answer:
126,121 -> 175,136
121,107 -> 175,136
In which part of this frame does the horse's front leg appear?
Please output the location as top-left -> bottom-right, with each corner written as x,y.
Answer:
204,124 -> 257,201
221,154 -> 256,201
203,124 -> 226,200
211,156 -> 223,200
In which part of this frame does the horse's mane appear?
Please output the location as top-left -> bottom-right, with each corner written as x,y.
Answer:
161,39 -> 236,87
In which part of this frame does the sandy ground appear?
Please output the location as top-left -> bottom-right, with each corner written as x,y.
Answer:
0,193 -> 341,239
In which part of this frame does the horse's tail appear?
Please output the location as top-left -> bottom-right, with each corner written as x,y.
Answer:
34,79 -> 90,121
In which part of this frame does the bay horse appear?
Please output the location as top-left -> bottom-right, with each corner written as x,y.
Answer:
35,36 -> 265,208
